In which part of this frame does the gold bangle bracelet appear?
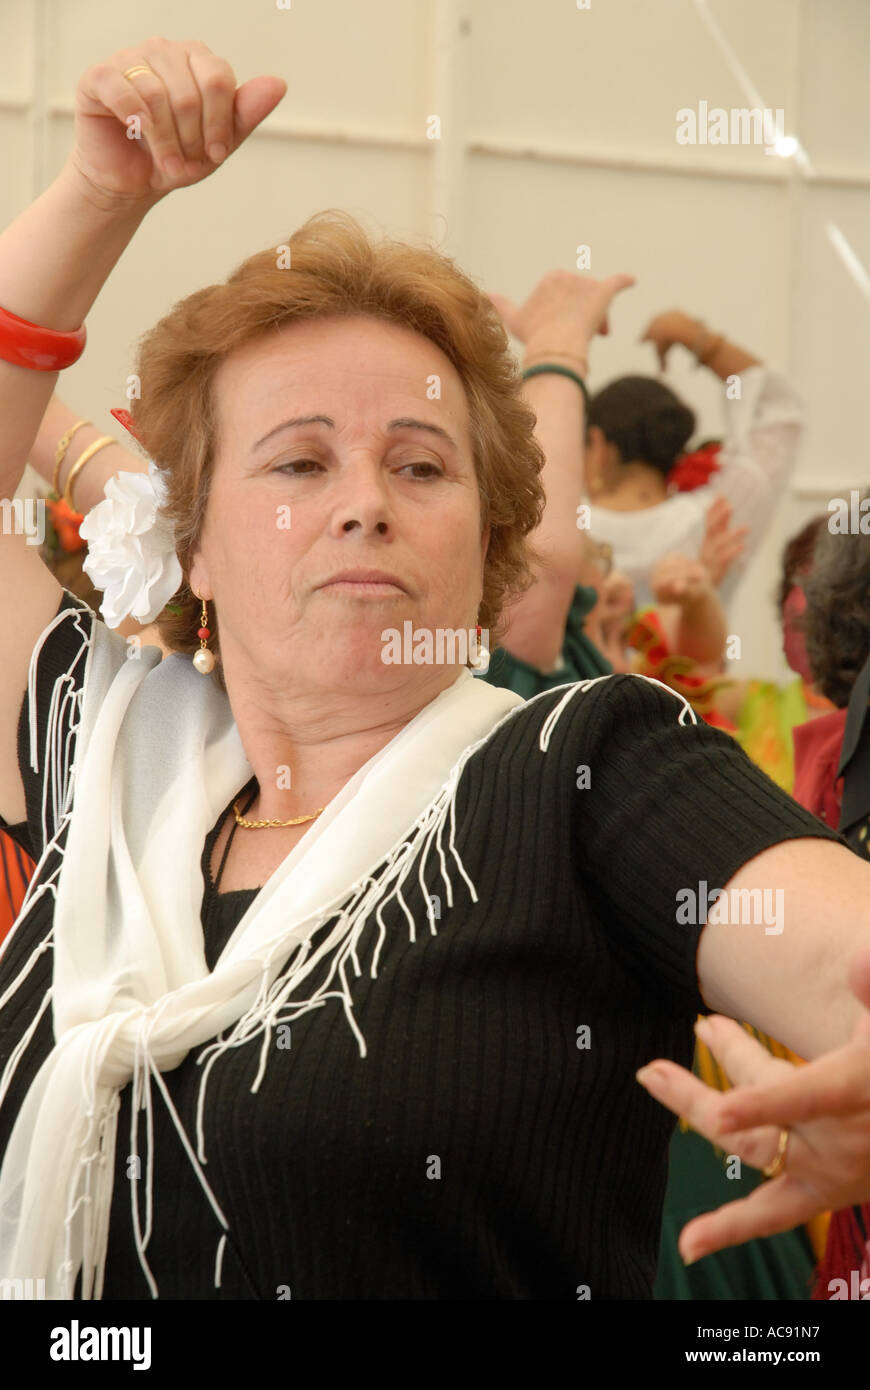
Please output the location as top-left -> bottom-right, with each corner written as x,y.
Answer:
52,419 -> 91,497
63,435 -> 115,511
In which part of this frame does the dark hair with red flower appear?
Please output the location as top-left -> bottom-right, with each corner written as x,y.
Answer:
586,375 -> 696,478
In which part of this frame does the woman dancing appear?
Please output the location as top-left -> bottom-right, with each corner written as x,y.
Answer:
2,37 -> 870,1301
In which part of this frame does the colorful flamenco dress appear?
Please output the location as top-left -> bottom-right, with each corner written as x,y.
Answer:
734,676 -> 831,794
624,608 -> 736,733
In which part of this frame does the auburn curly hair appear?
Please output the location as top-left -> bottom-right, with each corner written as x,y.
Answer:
129,210 -> 545,685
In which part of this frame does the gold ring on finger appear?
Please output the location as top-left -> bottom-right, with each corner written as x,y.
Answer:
762,1127 -> 790,1179
123,65 -> 155,81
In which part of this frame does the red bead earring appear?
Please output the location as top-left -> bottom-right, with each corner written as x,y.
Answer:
193,593 -> 215,674
471,618 -> 489,672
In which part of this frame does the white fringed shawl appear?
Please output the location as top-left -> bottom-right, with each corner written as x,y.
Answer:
0,603 -> 532,1299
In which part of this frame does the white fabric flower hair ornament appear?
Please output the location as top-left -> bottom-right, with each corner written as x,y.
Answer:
79,459 -> 183,629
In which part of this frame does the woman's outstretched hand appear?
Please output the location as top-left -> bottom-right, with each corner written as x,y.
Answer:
640,309 -> 698,369
67,37 -> 287,206
488,269 -> 636,362
636,947 -> 870,1265
650,552 -> 712,607
698,496 -> 748,588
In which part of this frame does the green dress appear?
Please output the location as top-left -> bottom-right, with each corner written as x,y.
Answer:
479,588 -> 816,1300
479,585 -> 611,694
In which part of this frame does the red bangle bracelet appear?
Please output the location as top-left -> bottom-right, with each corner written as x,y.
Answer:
0,303 -> 87,371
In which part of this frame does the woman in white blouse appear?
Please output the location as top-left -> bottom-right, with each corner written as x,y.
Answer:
584,310 -> 803,613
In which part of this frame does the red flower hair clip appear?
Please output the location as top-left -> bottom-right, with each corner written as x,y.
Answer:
668,440 -> 722,492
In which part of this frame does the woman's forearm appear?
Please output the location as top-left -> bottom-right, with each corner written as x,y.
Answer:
660,586 -> 728,666
31,395 -> 147,514
495,341 -> 589,671
0,162 -> 155,501
701,334 -> 761,381
520,355 -> 587,585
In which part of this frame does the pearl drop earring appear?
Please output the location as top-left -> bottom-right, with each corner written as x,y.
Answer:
193,593 -> 216,674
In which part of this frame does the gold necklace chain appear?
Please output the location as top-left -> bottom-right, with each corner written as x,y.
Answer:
232,799 -> 326,829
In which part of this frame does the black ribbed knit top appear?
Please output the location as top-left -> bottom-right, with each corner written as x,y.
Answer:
0,592 -> 841,1299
